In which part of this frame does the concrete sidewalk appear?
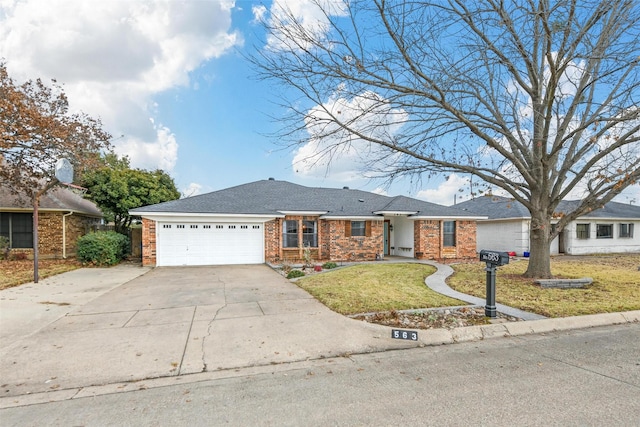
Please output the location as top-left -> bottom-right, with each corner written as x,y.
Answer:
421,260 -> 547,320
1,264 -> 638,409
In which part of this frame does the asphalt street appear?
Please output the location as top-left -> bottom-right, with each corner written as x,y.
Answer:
1,323 -> 638,426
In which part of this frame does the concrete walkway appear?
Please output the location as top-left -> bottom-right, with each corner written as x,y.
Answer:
420,260 -> 547,320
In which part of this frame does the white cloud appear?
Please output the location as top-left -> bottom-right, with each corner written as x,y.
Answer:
114,123 -> 178,172
371,187 -> 388,196
265,0 -> 347,51
252,5 -> 268,23
293,90 -> 407,181
182,182 -> 204,198
0,0 -> 241,172
416,174 -> 471,206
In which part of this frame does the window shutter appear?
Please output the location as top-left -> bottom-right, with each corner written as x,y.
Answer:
365,221 -> 371,237
345,220 -> 351,236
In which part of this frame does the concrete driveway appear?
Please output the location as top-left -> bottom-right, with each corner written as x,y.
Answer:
0,265 -> 405,400
4,264 -> 636,407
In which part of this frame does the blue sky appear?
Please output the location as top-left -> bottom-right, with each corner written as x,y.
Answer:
0,0 -> 637,206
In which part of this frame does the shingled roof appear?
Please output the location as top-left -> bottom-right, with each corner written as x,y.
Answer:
454,195 -> 640,220
131,179 -> 482,219
0,185 -> 102,217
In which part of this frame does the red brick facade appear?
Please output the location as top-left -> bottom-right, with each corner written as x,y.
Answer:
264,217 -> 384,264
414,220 -> 477,261
141,218 -> 157,266
323,219 -> 383,262
141,216 -> 477,266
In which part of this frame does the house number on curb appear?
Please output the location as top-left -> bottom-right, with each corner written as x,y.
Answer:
391,329 -> 418,341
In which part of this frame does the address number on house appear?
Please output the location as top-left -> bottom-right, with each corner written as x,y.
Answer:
391,329 -> 418,341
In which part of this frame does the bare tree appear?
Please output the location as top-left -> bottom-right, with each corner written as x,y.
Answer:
252,0 -> 640,278
1,62 -> 111,280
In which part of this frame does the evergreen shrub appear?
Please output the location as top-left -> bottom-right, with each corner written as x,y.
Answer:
77,231 -> 129,266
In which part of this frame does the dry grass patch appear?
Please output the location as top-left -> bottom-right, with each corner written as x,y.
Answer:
0,259 -> 81,290
295,263 -> 464,315
448,254 -> 640,317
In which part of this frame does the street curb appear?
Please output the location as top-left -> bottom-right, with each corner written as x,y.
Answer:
417,310 -> 639,346
1,311 -> 637,409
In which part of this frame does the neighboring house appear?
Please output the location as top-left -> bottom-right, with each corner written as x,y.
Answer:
130,179 -> 485,267
0,185 -> 103,258
454,195 -> 640,256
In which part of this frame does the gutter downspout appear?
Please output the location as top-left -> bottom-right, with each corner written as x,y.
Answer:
62,211 -> 73,259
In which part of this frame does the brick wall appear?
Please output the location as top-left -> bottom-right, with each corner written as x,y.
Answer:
265,216 -> 325,263
414,220 -> 441,260
326,220 -> 383,262
8,212 -> 100,259
455,221 -> 477,259
265,217 -> 384,263
39,212 -> 63,258
141,218 -> 157,266
414,219 -> 477,261
264,218 -> 281,263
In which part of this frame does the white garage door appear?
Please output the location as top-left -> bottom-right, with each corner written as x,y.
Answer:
156,222 -> 264,266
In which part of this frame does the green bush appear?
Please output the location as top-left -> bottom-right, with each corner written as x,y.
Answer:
286,270 -> 305,279
77,231 -> 129,266
322,262 -> 338,269
0,236 -> 9,260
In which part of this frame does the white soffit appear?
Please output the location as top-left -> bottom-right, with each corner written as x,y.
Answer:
134,212 -> 281,222
277,210 -> 328,215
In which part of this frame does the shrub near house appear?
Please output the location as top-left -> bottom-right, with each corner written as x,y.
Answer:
77,231 -> 129,266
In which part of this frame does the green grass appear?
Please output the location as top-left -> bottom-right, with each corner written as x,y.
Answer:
295,263 -> 464,315
448,254 -> 640,317
294,255 -> 640,318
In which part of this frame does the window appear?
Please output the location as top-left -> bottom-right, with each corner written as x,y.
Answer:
576,223 -> 590,239
302,220 -> 318,247
283,220 -> 298,248
619,223 -> 634,238
0,213 -> 33,248
350,221 -> 366,237
443,221 -> 456,247
596,224 -> 613,239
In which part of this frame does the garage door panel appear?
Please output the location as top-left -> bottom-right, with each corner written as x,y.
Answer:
157,222 -> 264,266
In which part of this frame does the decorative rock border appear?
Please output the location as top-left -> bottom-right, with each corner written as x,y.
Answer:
535,278 -> 593,289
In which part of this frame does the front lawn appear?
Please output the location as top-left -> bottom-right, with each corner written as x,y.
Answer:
295,263 -> 464,315
448,254 -> 640,317
294,255 -> 640,319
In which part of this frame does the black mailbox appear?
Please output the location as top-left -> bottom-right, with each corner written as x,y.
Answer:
479,250 -> 510,266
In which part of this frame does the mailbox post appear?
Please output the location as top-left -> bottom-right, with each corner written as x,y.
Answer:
479,250 -> 510,318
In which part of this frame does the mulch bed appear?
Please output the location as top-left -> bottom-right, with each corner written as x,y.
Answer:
352,306 -> 523,330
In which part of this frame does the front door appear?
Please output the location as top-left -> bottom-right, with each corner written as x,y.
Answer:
384,221 -> 390,256
558,231 -> 565,254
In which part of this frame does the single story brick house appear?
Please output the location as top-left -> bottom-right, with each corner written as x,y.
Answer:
0,185 -> 103,259
454,195 -> 640,256
130,179 -> 485,267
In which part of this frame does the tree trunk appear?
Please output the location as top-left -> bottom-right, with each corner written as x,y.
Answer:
524,212 -> 552,278
32,195 -> 40,283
